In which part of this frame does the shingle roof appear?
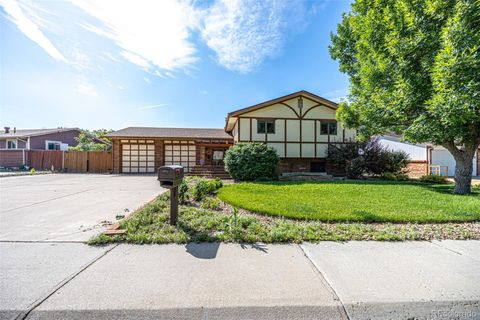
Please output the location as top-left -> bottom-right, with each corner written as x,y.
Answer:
0,128 -> 80,139
106,127 -> 232,140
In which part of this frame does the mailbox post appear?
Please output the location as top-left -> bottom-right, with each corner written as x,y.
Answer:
157,165 -> 184,225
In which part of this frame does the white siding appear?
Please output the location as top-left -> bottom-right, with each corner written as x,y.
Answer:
378,138 -> 427,161
302,143 -> 315,157
286,120 -> 300,141
431,148 -> 477,176
286,143 -> 300,157
267,119 -> 285,141
239,118 -> 250,141
301,120 -> 315,142
268,143 -> 285,157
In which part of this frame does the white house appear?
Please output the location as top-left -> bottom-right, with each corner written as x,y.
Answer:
378,135 -> 479,177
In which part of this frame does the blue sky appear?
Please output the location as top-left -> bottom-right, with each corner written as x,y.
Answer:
0,0 -> 351,131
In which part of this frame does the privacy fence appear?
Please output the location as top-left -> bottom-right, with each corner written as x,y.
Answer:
0,150 -> 112,173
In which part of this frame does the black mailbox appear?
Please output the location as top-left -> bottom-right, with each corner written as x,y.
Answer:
158,165 -> 184,189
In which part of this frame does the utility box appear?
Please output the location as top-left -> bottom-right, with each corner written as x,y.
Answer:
157,165 -> 184,225
157,165 -> 184,189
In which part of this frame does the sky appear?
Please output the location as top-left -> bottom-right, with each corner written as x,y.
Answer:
0,0 -> 352,131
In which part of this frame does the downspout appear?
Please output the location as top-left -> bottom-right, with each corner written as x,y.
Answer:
17,138 -> 28,166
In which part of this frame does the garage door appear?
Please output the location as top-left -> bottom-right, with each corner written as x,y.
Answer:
164,141 -> 196,173
121,140 -> 155,173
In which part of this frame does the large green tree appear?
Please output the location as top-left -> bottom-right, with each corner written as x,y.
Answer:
330,0 -> 480,194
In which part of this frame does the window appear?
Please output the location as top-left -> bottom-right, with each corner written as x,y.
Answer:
320,122 -> 337,135
6,139 -> 17,149
257,120 -> 275,134
46,141 -> 61,150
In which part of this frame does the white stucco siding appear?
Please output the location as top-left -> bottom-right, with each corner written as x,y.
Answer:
302,143 -> 315,157
286,120 -> 300,141
303,105 -> 337,119
239,118 -> 251,141
378,138 -> 427,161
301,120 -> 315,142
286,143 -> 300,157
267,143 -> 285,157
316,144 -> 329,157
267,119 -> 285,141
241,103 -> 298,118
231,122 -> 239,142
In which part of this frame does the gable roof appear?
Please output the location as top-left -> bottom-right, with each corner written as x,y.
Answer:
225,90 -> 338,132
106,127 -> 233,140
0,128 -> 80,139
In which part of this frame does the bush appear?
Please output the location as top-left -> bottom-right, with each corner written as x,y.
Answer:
224,142 -> 280,181
178,180 -> 190,204
327,139 -> 410,178
192,178 -> 224,202
419,174 -> 448,183
201,197 -> 221,210
381,172 -> 409,181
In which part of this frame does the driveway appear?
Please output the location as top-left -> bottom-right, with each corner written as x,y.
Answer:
0,174 -> 164,242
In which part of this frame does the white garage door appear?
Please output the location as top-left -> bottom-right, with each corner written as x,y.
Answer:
121,140 -> 155,173
431,149 -> 477,176
164,141 -> 196,173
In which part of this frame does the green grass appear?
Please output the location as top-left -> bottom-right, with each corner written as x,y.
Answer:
89,193 -> 480,245
218,180 -> 480,223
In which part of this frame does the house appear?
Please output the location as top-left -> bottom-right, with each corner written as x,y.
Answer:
107,90 -> 356,175
225,90 -> 356,174
106,128 -> 233,174
378,135 -> 480,177
0,127 -> 82,150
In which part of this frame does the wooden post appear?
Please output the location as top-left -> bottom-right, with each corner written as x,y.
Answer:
170,186 -> 178,225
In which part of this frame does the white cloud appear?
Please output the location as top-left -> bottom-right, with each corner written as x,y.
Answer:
70,0 -> 198,72
0,0 -> 67,62
135,103 -> 168,111
200,0 -> 305,73
75,76 -> 98,96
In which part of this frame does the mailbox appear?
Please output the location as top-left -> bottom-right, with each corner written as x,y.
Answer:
157,165 -> 184,188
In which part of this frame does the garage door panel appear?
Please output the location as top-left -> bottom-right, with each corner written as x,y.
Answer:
121,143 -> 156,173
164,142 -> 196,172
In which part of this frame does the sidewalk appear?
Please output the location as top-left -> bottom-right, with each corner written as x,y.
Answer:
1,241 -> 479,320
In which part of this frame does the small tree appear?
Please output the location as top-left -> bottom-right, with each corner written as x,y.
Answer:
330,0 -> 480,194
224,142 -> 279,181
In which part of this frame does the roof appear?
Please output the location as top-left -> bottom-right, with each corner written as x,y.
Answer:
0,128 -> 80,139
225,90 -> 339,132
106,127 -> 233,140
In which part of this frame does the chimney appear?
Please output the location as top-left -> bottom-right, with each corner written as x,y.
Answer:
13,127 -> 16,133
4,127 -> 10,134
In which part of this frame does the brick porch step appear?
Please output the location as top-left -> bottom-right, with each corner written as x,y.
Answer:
190,165 -> 231,179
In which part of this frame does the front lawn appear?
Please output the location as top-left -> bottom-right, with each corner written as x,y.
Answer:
218,180 -> 480,223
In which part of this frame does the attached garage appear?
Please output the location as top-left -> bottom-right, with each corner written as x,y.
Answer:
120,140 -> 155,173
164,140 -> 196,173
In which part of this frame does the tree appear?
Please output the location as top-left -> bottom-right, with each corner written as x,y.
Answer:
69,129 -> 112,151
330,0 -> 480,194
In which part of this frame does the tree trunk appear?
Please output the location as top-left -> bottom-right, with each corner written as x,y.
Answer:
450,150 -> 476,195
443,142 -> 477,195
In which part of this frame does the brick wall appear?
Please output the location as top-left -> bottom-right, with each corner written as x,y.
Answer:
112,139 -> 120,173
406,161 -> 428,177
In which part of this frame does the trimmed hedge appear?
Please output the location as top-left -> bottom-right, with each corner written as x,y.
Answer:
224,142 -> 280,181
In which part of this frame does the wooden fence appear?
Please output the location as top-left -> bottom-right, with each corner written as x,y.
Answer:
0,150 -> 112,173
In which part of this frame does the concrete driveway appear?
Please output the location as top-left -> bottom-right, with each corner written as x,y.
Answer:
0,174 -> 164,242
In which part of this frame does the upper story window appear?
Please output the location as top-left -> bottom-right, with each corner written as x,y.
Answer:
6,139 -> 17,149
320,122 -> 337,135
46,141 -> 61,150
257,119 -> 275,134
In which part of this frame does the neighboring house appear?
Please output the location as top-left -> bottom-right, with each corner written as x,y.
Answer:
225,90 -> 356,174
106,128 -> 233,173
107,90 -> 356,175
378,135 -> 479,177
0,127 -> 82,150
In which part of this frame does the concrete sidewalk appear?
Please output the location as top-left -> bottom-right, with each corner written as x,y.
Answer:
1,241 -> 479,320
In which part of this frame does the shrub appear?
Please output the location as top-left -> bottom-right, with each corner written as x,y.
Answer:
192,178 -> 224,202
381,172 -> 409,181
224,142 -> 280,181
419,174 -> 448,183
178,180 -> 190,204
201,197 -> 221,210
328,139 -> 410,178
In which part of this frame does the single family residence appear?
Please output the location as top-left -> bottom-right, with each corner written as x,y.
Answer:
107,90 -> 356,175
378,135 -> 480,177
0,127 -> 82,150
